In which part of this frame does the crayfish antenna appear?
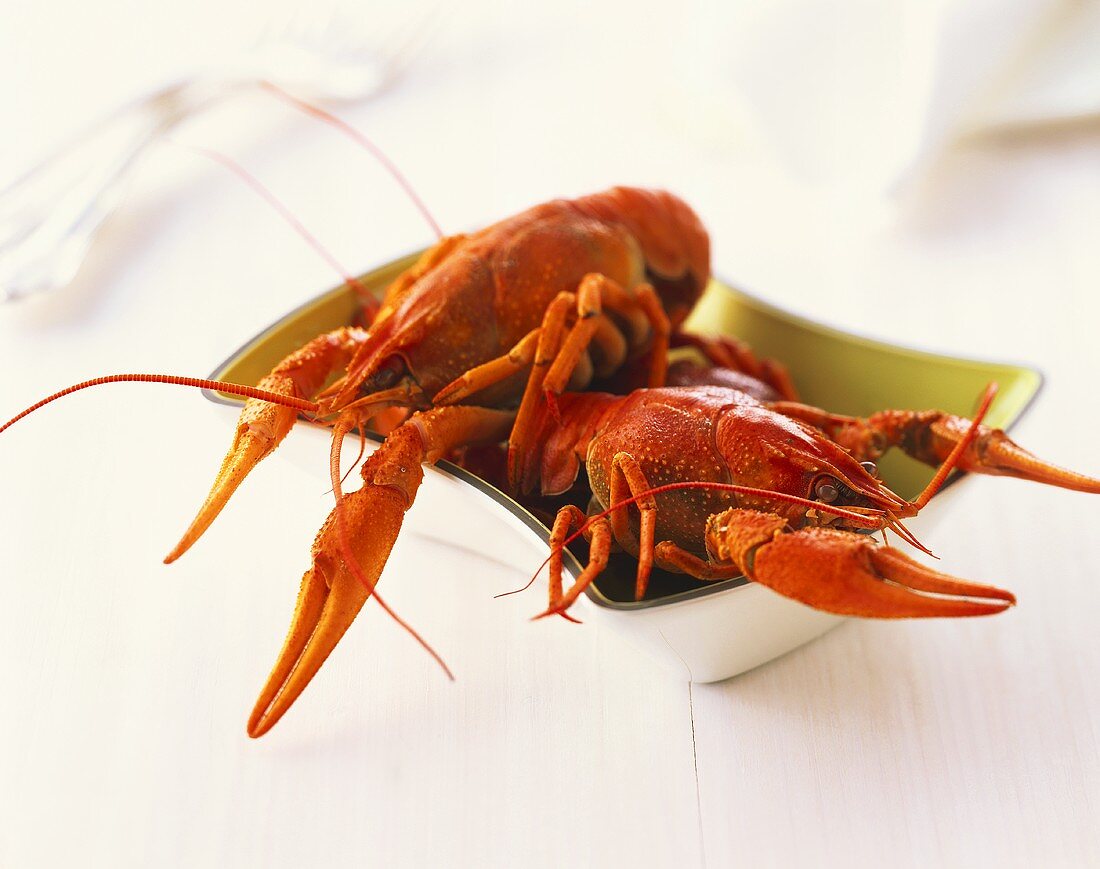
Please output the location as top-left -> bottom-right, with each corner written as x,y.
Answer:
0,374 -> 317,437
0,371 -> 331,565
910,383 -> 999,510
259,81 -> 443,240
181,142 -> 379,319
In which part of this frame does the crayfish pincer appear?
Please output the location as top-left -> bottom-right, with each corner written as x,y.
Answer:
513,382 -> 1100,620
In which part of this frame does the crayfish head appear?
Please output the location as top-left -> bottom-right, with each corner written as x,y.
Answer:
317,351 -> 427,419
714,404 -> 910,532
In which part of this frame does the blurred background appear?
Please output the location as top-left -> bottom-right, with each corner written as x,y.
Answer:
4,0 -> 1098,345
2,2 -> 1098,867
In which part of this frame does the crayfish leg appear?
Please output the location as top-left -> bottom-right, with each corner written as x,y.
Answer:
431,328 -> 541,407
508,275 -> 673,494
672,333 -> 799,401
606,452 -> 658,601
652,541 -> 741,581
532,505 -> 610,622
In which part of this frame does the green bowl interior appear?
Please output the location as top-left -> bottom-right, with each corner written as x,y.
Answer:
207,258 -> 1041,608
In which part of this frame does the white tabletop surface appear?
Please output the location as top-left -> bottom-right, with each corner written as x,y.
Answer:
2,3 -> 1099,867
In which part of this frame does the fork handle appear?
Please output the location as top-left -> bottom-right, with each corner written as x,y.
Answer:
0,78 -> 236,302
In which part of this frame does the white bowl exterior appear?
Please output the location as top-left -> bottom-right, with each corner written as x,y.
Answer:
575,584 -> 843,683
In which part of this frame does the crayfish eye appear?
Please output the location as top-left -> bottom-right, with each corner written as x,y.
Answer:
814,476 -> 840,503
861,461 -> 878,476
360,356 -> 407,394
371,367 -> 400,390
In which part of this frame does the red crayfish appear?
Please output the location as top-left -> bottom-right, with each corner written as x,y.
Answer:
507,378 -> 1099,620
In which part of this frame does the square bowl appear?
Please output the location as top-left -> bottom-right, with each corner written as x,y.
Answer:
205,253 -> 1041,683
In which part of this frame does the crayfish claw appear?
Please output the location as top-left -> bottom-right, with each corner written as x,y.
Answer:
168,328 -> 371,562
858,409 -> 1100,495
165,418 -> 288,563
247,548 -> 370,738
748,527 -> 1015,619
247,464 -> 415,737
248,408 -> 514,736
963,426 -> 1100,494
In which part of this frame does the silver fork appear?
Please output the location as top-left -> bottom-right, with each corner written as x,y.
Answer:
0,4 -> 438,302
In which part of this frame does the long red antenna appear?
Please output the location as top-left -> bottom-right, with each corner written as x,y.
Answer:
181,142 -> 379,318
0,374 -> 318,436
260,80 -> 444,240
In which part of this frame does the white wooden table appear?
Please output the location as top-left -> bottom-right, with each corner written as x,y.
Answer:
2,4 -> 1098,867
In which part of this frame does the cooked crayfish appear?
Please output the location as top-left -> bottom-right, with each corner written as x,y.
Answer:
509,382 -> 1100,619
5,188 -> 807,736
